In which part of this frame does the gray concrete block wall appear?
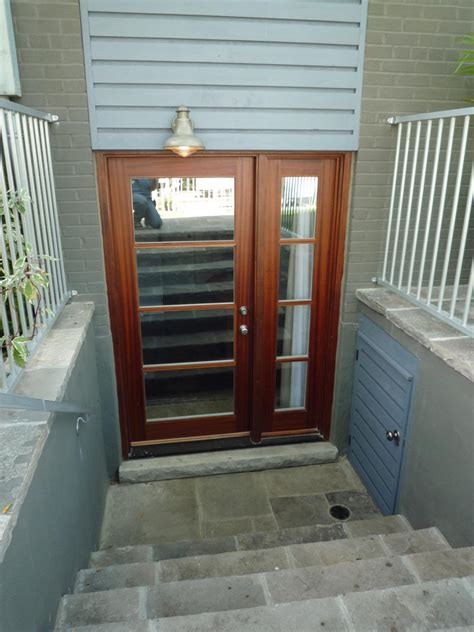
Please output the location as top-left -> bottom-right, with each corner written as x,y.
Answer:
10,0 -> 121,472
331,0 -> 474,451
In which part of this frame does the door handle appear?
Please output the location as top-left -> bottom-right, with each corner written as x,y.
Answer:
239,325 -> 249,336
386,430 -> 400,443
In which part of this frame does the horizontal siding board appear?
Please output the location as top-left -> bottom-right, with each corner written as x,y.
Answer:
93,85 -> 358,111
95,131 -> 357,151
92,62 -> 359,90
89,15 -> 361,46
88,0 -> 363,23
80,0 -> 368,150
95,108 -> 356,131
90,39 -> 359,68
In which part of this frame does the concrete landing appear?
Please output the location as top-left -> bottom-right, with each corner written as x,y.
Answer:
119,442 -> 338,483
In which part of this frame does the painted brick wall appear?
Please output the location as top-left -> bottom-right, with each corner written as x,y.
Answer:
331,0 -> 474,449
10,0 -> 121,472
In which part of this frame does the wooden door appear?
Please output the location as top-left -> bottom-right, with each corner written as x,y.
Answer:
98,153 -> 350,456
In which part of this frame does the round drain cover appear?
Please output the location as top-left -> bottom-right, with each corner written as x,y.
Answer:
329,504 -> 351,521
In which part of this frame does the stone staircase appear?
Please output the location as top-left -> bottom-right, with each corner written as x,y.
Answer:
56,514 -> 474,630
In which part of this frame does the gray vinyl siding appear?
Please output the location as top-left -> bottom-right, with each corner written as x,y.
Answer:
79,0 -> 368,151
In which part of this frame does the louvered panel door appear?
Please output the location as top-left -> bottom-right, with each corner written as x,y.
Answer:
348,315 -> 418,515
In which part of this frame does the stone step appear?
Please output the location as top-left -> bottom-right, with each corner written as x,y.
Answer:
58,577 -> 474,632
56,548 -> 474,627
90,514 -> 412,569
119,442 -> 339,483
76,528 -> 450,593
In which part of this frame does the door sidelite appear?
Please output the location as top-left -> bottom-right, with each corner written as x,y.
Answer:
97,153 -> 351,455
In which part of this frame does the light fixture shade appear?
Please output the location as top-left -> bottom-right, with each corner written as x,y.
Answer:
163,106 -> 205,158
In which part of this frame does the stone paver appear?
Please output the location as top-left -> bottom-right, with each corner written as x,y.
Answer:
261,462 -> 356,497
325,489 -> 380,521
270,494 -> 335,529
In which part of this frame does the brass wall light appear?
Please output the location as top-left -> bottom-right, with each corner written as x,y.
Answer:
163,106 -> 205,158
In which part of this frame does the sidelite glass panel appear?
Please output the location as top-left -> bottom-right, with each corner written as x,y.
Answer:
279,244 -> 314,300
140,310 -> 234,365
136,247 -> 234,306
280,176 -> 318,239
145,367 -> 234,420
276,305 -> 311,357
131,177 -> 235,242
275,362 -> 308,410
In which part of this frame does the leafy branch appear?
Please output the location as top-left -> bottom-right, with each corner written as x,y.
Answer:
0,189 -> 53,368
454,34 -> 474,104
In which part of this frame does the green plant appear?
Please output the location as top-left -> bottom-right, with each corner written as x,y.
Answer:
454,34 -> 474,104
0,189 -> 52,368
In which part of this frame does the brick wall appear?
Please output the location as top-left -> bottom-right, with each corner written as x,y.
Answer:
331,0 -> 473,448
10,0 -> 121,471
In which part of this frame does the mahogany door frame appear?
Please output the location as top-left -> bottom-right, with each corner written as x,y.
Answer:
96,151 -> 351,458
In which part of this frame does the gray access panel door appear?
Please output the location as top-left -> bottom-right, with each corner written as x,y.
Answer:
348,315 -> 418,515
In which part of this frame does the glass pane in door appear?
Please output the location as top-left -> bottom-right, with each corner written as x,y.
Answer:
276,305 -> 311,357
136,247 -> 234,306
131,177 -> 235,242
279,244 -> 314,300
145,367 -> 234,420
280,177 -> 318,239
140,310 -> 234,365
275,361 -> 308,410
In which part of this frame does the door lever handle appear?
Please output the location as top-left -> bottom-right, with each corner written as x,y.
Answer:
239,325 -> 249,336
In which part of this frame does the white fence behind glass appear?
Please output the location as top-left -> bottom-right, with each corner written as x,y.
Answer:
380,107 -> 474,336
0,99 -> 68,391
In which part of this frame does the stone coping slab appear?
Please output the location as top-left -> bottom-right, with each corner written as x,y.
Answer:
356,288 -> 473,383
119,442 -> 338,483
0,302 -> 94,562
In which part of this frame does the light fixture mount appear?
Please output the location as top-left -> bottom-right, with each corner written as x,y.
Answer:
163,106 -> 205,158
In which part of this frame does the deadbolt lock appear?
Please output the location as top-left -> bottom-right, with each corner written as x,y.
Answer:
239,306 -> 249,316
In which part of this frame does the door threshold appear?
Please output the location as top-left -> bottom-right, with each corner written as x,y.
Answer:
123,439 -> 337,482
129,431 -> 324,459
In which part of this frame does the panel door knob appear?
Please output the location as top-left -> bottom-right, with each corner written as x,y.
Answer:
239,325 -> 249,336
239,306 -> 249,316
386,430 -> 400,442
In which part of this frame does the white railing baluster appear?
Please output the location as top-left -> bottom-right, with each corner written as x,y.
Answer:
416,118 -> 444,300
398,120 -> 421,289
438,115 -> 470,311
390,122 -> 411,285
382,123 -> 402,281
427,116 -> 456,305
450,165 -> 473,319
382,107 -> 473,336
0,99 -> 69,392
407,119 -> 432,294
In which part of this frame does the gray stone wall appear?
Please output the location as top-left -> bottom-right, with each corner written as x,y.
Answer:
331,0 -> 474,450
10,0 -> 121,472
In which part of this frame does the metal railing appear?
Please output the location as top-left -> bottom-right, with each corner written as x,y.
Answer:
380,107 -> 474,336
0,99 -> 69,391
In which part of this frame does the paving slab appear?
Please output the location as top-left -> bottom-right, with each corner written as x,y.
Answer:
343,576 -> 474,631
406,547 -> 474,581
237,523 -> 346,550
145,575 -> 266,618
120,442 -> 338,483
270,493 -> 335,529
90,545 -> 153,568
265,555 -> 414,603
158,547 -> 290,582
344,514 -> 411,538
56,587 -> 142,627
153,534 -> 237,561
100,479 -> 200,547
261,461 -> 358,497
325,489 -> 380,521
151,598 -> 348,631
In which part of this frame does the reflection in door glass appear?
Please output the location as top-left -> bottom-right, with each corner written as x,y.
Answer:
280,177 -> 318,239
145,367 -> 234,420
275,362 -> 308,410
276,305 -> 311,357
131,177 -> 235,242
136,247 -> 234,306
140,310 -> 234,365
279,244 -> 314,300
